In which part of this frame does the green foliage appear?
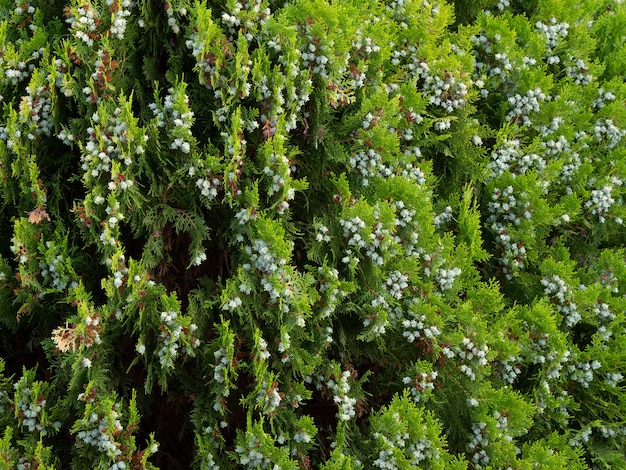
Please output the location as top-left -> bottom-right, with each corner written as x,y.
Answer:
1,0 -> 626,467
367,391 -> 466,469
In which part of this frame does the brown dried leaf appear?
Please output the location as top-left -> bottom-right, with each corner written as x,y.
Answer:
52,325 -> 78,352
28,206 -> 51,224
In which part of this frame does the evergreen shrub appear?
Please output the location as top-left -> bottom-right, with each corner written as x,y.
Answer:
1,0 -> 626,467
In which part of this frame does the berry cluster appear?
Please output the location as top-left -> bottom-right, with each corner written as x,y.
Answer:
316,265 -> 347,322
10,234 -> 33,266
594,301 -> 615,323
262,153 -> 287,196
433,118 -> 451,131
277,329 -> 290,362
385,271 -> 409,300
470,30 -> 527,94
541,274 -> 581,327
14,376 -> 51,436
0,76 -> 53,151
605,372 -> 623,388
593,118 -> 625,149
99,199 -> 125,247
434,266 -> 461,291
488,140 -> 546,179
443,336 -> 489,382
496,0 -> 510,11
535,18 -> 569,63
255,379 -> 283,414
373,430 -> 437,468
538,116 -> 564,136
78,104 -> 145,251
390,43 -> 425,79
570,425 -> 626,448
401,311 -> 441,343
157,310 -> 200,369
324,370 -> 357,421
81,309 -> 103,348
568,426 -> 592,448
234,432 -> 272,468
523,329 -> 567,381
165,2 -> 187,34
260,150 -> 295,214
398,161 -> 427,185
64,2 -> 101,47
423,72 -> 469,113
384,0 -> 408,21
494,355 -> 522,385
505,88 -> 546,126
197,426 -> 221,468
20,82 -> 54,140
12,0 -> 36,28
349,148 -> 383,186
150,85 -> 195,154
565,359 -> 602,389
110,252 -> 128,290
221,0 -> 269,40
212,346 -> 231,387
108,0 -> 134,40
487,186 -> 532,278
0,387 -> 7,416
467,422 -> 490,468
80,108 -> 143,182
566,58 -> 592,85
292,430 -> 312,444
298,28 -> 334,80
184,25 -> 220,86
75,404 -> 124,467
39,241 -> 77,293
542,135 -> 570,159
339,213 -> 394,268
350,36 -> 379,88
3,58 -> 29,85
241,238 -> 291,306
585,184 -> 616,223
592,88 -> 616,109
402,370 -> 438,403
314,223 -> 331,244
433,205 -> 452,229
195,173 -> 222,201
339,216 -> 366,257
558,146 -> 582,184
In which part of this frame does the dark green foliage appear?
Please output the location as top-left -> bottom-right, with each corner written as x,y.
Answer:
1,0 -> 626,468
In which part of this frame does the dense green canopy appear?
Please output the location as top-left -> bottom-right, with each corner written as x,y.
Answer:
1,0 -> 626,467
